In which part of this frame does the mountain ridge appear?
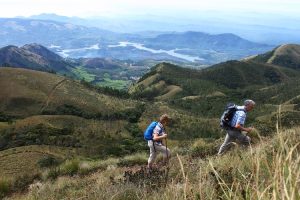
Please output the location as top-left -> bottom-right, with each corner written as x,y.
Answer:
0,44 -> 73,74
249,44 -> 300,70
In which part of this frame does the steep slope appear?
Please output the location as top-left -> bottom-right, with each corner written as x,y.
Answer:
0,44 -> 73,74
0,67 -> 137,117
249,44 -> 300,70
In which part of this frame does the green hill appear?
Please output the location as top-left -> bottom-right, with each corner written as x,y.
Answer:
0,67 -> 146,160
131,60 -> 300,99
249,44 -> 300,70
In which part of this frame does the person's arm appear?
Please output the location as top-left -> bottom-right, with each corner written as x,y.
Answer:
235,124 -> 253,132
153,132 -> 167,141
234,111 -> 253,132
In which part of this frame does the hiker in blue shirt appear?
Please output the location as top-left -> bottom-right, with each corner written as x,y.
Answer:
147,114 -> 171,169
218,100 -> 255,155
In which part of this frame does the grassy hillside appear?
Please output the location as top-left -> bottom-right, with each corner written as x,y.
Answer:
0,67 -> 225,187
129,61 -> 300,124
0,67 -> 137,118
131,60 -> 300,99
5,126 -> 299,200
250,44 -> 300,70
0,67 -> 148,185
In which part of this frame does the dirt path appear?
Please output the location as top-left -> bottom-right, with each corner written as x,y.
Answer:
40,78 -> 67,112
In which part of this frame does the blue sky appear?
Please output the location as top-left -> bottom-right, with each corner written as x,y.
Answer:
0,0 -> 299,18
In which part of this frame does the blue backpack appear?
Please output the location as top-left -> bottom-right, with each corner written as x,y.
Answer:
144,121 -> 158,140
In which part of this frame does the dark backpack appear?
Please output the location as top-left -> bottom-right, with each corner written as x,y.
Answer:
220,103 -> 243,128
144,121 -> 158,140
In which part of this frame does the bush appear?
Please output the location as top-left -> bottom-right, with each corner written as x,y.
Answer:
0,179 -> 10,198
60,160 -> 80,176
46,168 -> 60,180
13,174 -> 40,192
0,112 -> 14,122
37,155 -> 60,168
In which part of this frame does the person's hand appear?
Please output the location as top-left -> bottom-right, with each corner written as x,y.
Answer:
246,127 -> 254,132
163,133 -> 168,139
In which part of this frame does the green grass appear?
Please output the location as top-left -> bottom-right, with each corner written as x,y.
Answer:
97,73 -> 130,90
98,79 -> 130,90
72,66 -> 96,82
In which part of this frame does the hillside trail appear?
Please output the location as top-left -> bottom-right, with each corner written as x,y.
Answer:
121,136 -> 264,186
122,162 -> 171,188
40,78 -> 67,112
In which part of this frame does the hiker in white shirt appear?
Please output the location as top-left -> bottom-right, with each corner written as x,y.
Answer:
218,100 -> 255,155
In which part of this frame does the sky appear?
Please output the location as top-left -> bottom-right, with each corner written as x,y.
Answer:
0,0 -> 299,18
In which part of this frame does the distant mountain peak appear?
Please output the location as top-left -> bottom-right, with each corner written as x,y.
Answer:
21,43 -> 63,61
0,43 -> 71,73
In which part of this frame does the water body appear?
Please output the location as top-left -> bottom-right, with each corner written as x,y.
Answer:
52,44 -> 100,57
108,42 -> 204,62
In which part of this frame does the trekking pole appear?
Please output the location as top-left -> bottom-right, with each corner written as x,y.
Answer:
165,137 -> 169,161
164,137 -> 170,186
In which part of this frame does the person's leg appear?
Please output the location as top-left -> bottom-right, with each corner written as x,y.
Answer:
154,144 -> 171,165
236,132 -> 251,146
147,140 -> 157,168
218,132 -> 235,155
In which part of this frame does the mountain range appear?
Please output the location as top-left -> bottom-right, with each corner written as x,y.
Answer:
0,43 -> 148,89
27,13 -> 300,45
0,18 -> 274,65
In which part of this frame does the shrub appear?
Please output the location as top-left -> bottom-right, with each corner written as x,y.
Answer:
60,160 -> 80,176
37,155 -> 60,168
46,168 -> 61,180
13,174 -> 40,192
0,179 -> 11,198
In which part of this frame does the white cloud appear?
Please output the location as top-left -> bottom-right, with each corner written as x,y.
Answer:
0,0 -> 299,18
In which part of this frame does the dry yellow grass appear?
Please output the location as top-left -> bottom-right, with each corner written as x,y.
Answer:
0,145 -> 76,180
267,44 -> 300,64
9,126 -> 299,200
182,95 -> 201,100
155,85 -> 183,100
0,68 -> 138,117
12,115 -> 128,136
129,74 -> 160,94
